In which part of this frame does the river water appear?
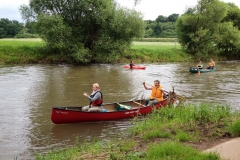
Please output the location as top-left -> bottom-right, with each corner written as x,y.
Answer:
0,62 -> 240,159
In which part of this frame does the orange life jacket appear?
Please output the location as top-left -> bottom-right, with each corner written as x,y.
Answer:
150,85 -> 163,101
209,61 -> 214,67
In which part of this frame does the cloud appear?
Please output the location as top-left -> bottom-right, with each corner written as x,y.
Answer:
0,7 -> 23,21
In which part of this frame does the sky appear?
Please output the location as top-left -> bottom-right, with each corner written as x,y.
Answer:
1,0 -> 240,22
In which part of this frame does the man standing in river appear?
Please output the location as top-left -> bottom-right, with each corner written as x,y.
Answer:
142,80 -> 164,106
82,83 -> 103,112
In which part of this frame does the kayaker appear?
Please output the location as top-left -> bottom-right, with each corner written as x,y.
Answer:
206,58 -> 215,69
197,61 -> 203,69
82,83 -> 103,112
142,80 -> 164,106
130,60 -> 135,69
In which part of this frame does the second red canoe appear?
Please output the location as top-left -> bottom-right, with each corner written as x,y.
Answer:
124,65 -> 146,69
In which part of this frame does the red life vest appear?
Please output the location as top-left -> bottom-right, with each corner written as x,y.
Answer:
90,91 -> 103,107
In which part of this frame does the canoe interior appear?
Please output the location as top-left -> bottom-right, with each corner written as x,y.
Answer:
53,99 -> 147,112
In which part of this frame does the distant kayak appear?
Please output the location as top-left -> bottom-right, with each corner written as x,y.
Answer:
189,67 -> 216,73
124,65 -> 146,69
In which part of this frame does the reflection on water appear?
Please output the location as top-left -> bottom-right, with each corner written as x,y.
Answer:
0,62 -> 240,159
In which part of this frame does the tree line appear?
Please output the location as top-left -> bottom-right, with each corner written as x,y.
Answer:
2,0 -> 240,62
0,18 -> 38,38
144,14 -> 179,38
0,18 -> 22,38
0,15 -> 178,39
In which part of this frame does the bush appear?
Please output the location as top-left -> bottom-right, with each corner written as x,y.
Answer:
230,119 -> 240,136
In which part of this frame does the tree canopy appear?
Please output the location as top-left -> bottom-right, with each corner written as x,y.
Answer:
20,0 -> 145,63
176,0 -> 240,60
0,18 -> 23,38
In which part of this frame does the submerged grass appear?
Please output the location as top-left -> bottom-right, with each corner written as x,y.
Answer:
35,103 -> 240,160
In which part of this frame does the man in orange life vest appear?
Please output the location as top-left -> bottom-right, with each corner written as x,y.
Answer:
143,80 -> 164,106
82,83 -> 103,112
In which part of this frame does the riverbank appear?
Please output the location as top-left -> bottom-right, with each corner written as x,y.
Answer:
36,103 -> 240,160
0,38 -> 192,64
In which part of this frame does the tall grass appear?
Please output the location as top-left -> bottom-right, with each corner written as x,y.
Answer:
0,40 -> 46,63
34,103 -> 240,160
146,141 -> 220,160
230,119 -> 240,136
129,103 -> 239,141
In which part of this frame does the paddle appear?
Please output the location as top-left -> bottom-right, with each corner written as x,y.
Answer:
133,101 -> 146,107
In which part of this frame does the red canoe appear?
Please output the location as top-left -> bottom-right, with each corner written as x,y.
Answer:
51,96 -> 173,124
124,65 -> 146,69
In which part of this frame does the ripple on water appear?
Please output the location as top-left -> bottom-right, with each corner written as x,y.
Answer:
0,62 -> 240,159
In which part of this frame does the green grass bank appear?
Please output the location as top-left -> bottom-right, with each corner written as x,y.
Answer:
36,103 -> 240,160
0,38 -> 192,64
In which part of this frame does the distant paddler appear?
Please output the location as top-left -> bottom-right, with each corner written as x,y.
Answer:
206,58 -> 215,69
197,61 -> 203,70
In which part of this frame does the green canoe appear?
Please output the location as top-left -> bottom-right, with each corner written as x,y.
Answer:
189,67 -> 216,73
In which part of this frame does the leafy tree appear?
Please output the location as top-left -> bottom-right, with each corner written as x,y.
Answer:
176,0 -> 227,58
168,14 -> 179,22
216,22 -> 240,58
153,23 -> 163,36
223,3 -> 240,29
156,15 -> 167,23
176,0 -> 240,60
20,0 -> 145,63
0,18 -> 23,38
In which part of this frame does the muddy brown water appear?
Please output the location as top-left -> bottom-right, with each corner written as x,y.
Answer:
0,62 -> 240,159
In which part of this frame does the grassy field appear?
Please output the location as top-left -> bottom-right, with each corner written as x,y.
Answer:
0,38 -> 191,63
126,41 -> 190,62
133,41 -> 180,46
36,103 -> 240,160
0,38 -> 42,42
0,38 -> 46,63
134,38 -> 178,42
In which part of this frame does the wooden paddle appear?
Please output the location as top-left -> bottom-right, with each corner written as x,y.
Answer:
133,101 -> 146,107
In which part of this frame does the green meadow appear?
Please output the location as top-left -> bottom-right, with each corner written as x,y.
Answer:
0,38 -> 45,63
127,41 -> 190,62
0,38 -> 191,64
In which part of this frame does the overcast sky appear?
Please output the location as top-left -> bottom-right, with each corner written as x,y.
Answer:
1,0 -> 240,22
